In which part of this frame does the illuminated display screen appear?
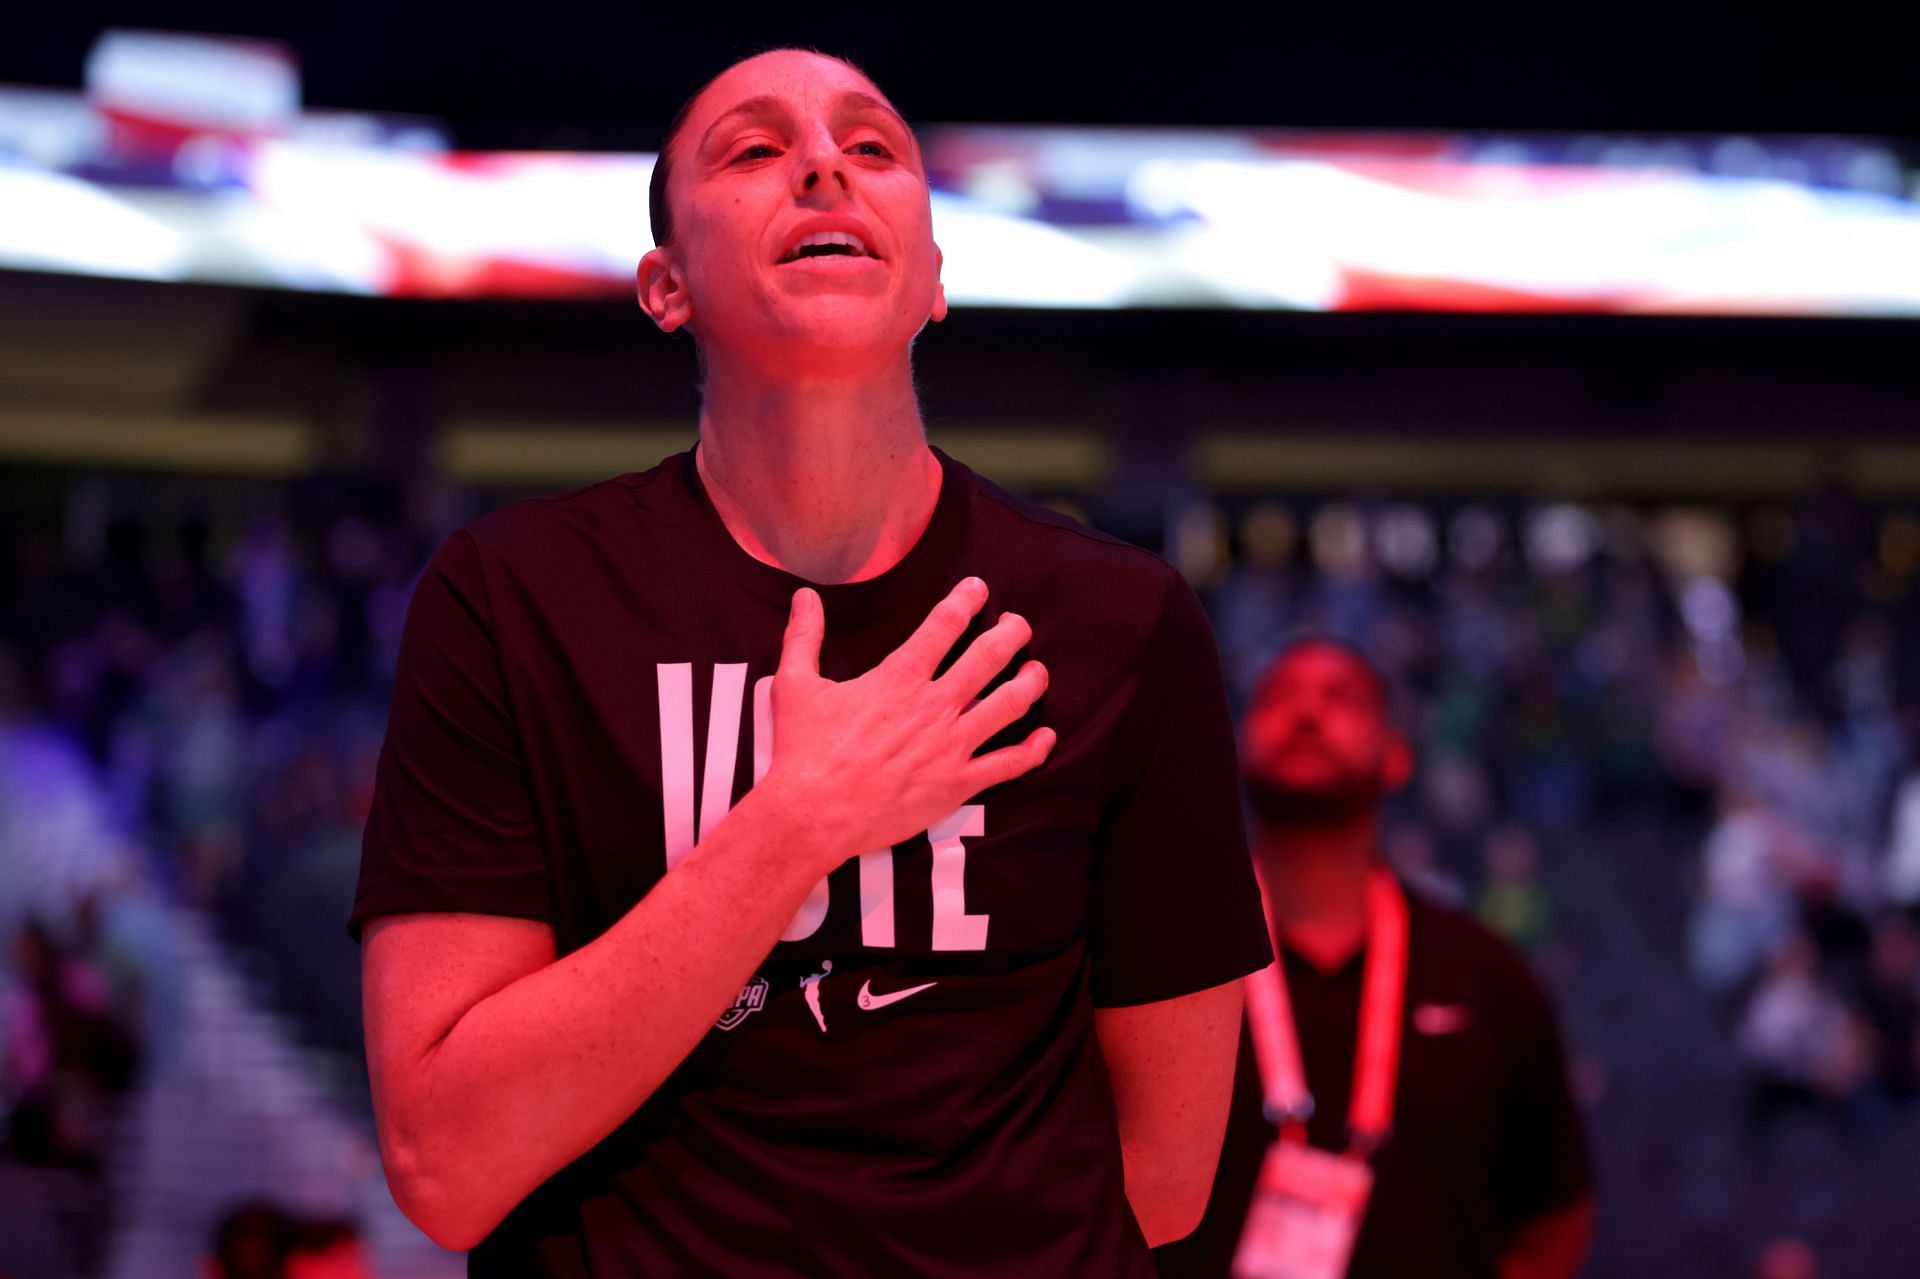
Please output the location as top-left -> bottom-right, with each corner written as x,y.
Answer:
2,81 -> 1916,314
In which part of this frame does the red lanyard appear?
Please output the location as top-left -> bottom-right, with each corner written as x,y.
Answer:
1244,864 -> 1408,1157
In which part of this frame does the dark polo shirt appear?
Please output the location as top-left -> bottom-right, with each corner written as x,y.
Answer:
1155,885 -> 1591,1279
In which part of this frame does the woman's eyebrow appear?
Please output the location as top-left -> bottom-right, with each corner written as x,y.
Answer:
835,91 -> 911,133
697,95 -> 789,156
834,91 -> 918,157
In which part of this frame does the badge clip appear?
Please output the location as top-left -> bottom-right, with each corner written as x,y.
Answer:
1264,1093 -> 1316,1127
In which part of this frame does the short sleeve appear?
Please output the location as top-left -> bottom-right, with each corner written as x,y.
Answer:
1088,567 -> 1275,1007
1491,958 -> 1593,1226
346,529 -> 551,943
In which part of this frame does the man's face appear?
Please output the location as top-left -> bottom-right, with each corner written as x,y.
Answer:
1240,642 -> 1411,827
639,50 -> 945,377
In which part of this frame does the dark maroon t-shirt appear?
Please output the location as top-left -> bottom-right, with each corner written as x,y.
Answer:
349,441 -> 1273,1277
1152,887 -> 1592,1279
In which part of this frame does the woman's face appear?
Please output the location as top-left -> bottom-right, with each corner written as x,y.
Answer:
641,50 -> 946,381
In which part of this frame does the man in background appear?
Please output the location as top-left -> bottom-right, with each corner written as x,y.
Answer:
1154,636 -> 1595,1279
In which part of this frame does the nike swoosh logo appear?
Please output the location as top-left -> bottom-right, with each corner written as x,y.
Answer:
1413,1002 -> 1472,1035
857,979 -> 939,1011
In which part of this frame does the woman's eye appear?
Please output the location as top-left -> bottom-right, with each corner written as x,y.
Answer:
734,144 -> 777,162
850,141 -> 891,158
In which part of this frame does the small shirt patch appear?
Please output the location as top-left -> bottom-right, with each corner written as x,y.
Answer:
716,976 -> 770,1031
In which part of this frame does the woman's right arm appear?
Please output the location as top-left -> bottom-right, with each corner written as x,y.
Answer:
363,774 -> 834,1251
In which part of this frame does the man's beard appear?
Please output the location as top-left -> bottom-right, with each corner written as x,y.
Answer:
1241,766 -> 1384,829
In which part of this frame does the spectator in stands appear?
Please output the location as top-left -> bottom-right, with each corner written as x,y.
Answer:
1879,762 -> 1920,921
205,1202 -> 295,1279
1,916 -> 138,1170
202,1201 -> 370,1279
1855,913 -> 1920,1100
1478,823 -> 1554,955
1796,863 -> 1873,995
1211,502 -> 1300,720
72,885 -> 147,1054
1690,786 -> 1797,999
1753,1235 -> 1821,1279
1738,932 -> 1870,1126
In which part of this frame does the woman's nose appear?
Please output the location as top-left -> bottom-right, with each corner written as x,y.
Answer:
792,130 -> 849,200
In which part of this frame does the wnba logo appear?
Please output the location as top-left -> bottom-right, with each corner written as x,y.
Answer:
715,976 -> 770,1031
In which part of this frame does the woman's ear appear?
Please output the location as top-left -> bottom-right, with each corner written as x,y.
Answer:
637,247 -> 695,332
929,243 -> 948,323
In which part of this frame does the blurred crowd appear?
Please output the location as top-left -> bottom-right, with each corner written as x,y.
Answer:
1192,490 -> 1920,1138
0,894 -> 148,1277
3,903 -> 143,1172
0,471 -> 450,1060
5,467 -> 1920,1275
0,469 -> 440,1277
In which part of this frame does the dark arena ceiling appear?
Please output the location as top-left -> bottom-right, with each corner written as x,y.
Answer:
3,4 -> 1911,148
